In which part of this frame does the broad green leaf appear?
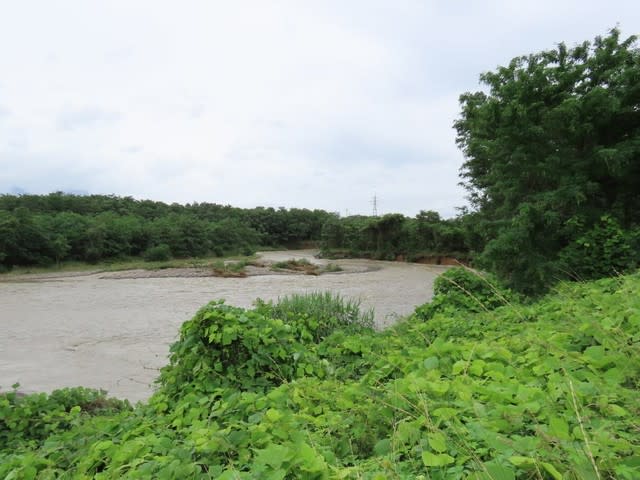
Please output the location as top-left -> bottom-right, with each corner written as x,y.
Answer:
452,360 -> 466,375
541,462 -> 563,480
421,451 -> 454,467
549,417 -> 570,440
297,442 -> 327,473
265,408 -> 283,422
432,407 -> 457,420
426,381 -> 450,395
479,463 -> 516,480
254,444 -> 290,468
508,456 -> 535,467
423,356 -> 440,370
608,404 -> 629,417
373,438 -> 392,455
427,432 -> 447,453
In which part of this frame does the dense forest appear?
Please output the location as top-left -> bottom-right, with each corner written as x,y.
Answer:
0,193 -> 332,268
319,212 -> 469,262
0,193 -> 470,273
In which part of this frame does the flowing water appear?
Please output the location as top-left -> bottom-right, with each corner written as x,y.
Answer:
0,251 -> 447,402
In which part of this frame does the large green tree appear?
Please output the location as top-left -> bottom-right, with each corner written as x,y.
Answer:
455,28 -> 640,293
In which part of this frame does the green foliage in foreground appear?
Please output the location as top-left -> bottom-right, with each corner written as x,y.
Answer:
1,275 -> 639,478
416,267 -> 518,321
0,387 -> 131,452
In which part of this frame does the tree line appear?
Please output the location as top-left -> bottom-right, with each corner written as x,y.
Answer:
0,193 -> 469,271
319,211 -> 469,262
0,193 -> 332,270
2,29 -> 638,295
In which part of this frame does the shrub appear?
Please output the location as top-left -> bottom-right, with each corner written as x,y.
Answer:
211,259 -> 247,277
558,215 -> 640,280
256,291 -> 375,340
157,302 -> 323,396
143,244 -> 172,262
0,387 -> 130,450
415,267 -> 515,320
322,262 -> 343,273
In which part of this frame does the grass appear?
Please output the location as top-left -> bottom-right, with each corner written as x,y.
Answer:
258,291 -> 375,336
210,259 -> 251,278
322,262 -> 343,273
270,258 -> 321,275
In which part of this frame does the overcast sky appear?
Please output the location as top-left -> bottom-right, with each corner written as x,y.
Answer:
0,1 -> 638,217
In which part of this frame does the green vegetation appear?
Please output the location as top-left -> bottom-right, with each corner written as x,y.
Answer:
271,258 -> 322,275
2,273 -> 639,478
0,387 -> 131,452
322,263 -> 343,273
0,193 -> 332,271
1,254 -> 258,277
255,291 -> 375,339
210,259 -> 251,278
268,259 -> 343,276
320,211 -> 469,263
2,27 -> 639,478
143,244 -> 172,262
415,267 -> 518,321
455,28 -> 640,294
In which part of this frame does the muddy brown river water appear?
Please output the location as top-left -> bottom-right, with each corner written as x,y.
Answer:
0,251 -> 447,402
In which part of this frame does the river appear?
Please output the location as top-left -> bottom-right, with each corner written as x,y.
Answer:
0,251 -> 447,402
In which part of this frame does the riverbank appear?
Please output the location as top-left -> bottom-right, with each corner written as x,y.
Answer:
319,248 -> 471,266
0,254 -> 256,279
0,251 -> 378,282
0,251 -> 447,401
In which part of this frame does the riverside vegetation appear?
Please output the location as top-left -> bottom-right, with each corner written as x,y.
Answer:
3,34 -> 640,298
1,27 -> 640,478
1,270 -> 639,478
4,33 -> 640,296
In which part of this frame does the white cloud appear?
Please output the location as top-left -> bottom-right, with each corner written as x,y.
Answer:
0,1 -> 638,217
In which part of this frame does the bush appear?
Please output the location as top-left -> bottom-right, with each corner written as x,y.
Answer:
256,291 -> 375,340
143,244 -> 171,262
558,215 -> 640,280
158,302 -> 324,396
0,387 -> 130,450
415,267 -> 515,320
